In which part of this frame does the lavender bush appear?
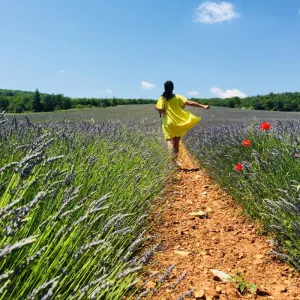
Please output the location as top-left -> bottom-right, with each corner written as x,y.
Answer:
0,116 -> 171,299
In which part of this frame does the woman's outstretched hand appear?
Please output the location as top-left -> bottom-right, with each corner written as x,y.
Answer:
186,100 -> 210,109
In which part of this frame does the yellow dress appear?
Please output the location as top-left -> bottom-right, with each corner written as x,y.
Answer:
155,94 -> 201,140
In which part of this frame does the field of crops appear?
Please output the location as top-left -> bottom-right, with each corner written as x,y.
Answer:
7,105 -> 300,128
0,114 -> 172,299
185,120 -> 300,269
1,106 -> 300,299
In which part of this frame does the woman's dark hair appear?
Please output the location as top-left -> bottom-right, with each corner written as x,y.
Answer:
162,80 -> 175,100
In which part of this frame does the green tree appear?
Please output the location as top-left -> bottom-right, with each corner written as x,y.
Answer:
103,98 -> 111,107
32,89 -> 42,112
63,97 -> 72,109
0,96 -> 8,111
8,97 -> 25,113
43,94 -> 55,111
22,96 -> 32,111
111,97 -> 118,106
55,94 -> 64,109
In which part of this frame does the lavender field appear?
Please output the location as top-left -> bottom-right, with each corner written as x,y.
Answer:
1,106 -> 300,299
6,105 -> 300,128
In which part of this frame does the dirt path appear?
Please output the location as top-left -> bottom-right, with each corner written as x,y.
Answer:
142,143 -> 300,300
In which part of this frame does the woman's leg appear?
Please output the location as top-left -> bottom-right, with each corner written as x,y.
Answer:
173,137 -> 181,160
167,138 -> 181,165
167,138 -> 176,161
167,139 -> 173,151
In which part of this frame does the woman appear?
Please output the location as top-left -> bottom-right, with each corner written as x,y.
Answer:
155,80 -> 210,165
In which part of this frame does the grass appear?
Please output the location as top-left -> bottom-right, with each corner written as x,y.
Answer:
0,118 -> 172,299
185,120 -> 300,269
229,271 -> 257,295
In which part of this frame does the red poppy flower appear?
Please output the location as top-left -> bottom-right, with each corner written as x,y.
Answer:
241,139 -> 251,147
260,121 -> 271,130
234,163 -> 243,172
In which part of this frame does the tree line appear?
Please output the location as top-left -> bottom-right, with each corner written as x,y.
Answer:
1,88 -> 300,113
197,92 -> 300,112
0,89 -> 156,113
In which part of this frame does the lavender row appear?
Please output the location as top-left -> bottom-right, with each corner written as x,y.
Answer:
184,120 -> 300,269
0,116 -> 172,299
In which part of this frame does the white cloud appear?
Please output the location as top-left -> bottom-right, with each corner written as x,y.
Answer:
141,81 -> 156,90
210,87 -> 246,98
194,1 -> 240,24
104,89 -> 113,94
58,70 -> 64,73
187,90 -> 199,97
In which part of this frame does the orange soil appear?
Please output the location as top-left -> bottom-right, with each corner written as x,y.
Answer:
140,143 -> 300,300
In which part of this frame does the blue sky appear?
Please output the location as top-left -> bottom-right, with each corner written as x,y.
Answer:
0,0 -> 300,99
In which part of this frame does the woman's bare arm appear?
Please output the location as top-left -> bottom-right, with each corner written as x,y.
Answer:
155,106 -> 164,118
186,100 -> 210,109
